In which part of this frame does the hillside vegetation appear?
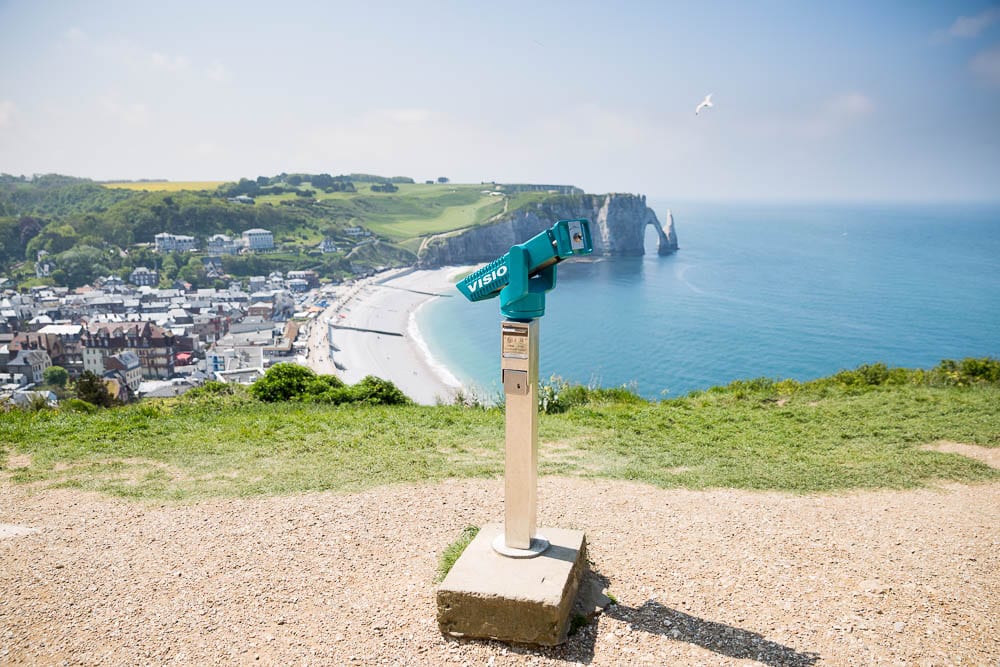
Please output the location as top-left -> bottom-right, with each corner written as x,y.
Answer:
0,173 -> 515,287
2,360 -> 997,501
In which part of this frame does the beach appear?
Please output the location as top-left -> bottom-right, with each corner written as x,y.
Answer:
304,266 -> 476,405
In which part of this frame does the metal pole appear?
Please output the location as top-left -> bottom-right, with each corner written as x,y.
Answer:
495,319 -> 549,557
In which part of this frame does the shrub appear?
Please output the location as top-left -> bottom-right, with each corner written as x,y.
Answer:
184,381 -> 235,399
349,376 -> 411,406
934,357 -> 1000,386
304,375 -> 346,395
74,371 -> 117,408
62,398 -> 98,414
250,363 -> 316,402
539,376 -> 645,413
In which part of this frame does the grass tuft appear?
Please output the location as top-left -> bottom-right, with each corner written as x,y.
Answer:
436,525 -> 480,582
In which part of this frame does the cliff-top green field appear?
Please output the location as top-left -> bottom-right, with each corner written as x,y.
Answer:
102,179 -> 509,242
2,361 -> 998,503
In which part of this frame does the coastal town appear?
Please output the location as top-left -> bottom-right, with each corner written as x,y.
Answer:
0,223 -> 439,407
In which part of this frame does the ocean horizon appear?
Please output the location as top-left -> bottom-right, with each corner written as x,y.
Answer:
417,200 -> 1000,400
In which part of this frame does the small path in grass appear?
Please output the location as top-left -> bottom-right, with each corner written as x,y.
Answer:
921,440 -> 1000,469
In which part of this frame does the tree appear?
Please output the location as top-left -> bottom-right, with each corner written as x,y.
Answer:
54,245 -> 109,288
25,223 -> 78,259
177,256 -> 206,287
74,371 -> 117,408
43,365 -> 69,388
311,173 -> 335,189
160,254 -> 178,281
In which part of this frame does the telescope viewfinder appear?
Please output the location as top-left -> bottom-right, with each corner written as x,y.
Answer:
455,218 -> 593,319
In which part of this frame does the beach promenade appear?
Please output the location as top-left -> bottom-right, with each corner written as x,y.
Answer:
304,266 -> 477,405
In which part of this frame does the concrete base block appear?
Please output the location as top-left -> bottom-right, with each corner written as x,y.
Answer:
436,523 -> 587,646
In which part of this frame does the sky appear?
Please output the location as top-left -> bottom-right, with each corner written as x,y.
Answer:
1,1 -> 999,202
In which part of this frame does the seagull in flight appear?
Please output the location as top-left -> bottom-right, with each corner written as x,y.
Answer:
695,93 -> 713,115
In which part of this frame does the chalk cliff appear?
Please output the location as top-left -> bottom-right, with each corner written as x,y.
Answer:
417,193 -> 677,268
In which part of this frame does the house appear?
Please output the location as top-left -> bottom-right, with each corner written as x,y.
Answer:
35,250 -> 53,278
130,267 -> 159,287
319,238 -> 338,254
154,233 -> 198,253
202,256 -> 225,278
207,234 -> 240,256
206,345 -> 264,375
9,390 -> 58,408
287,270 -> 320,289
241,228 -> 274,252
6,348 -> 51,384
99,275 -> 126,291
81,321 -> 176,380
36,324 -> 84,377
103,350 -> 142,397
214,367 -> 264,385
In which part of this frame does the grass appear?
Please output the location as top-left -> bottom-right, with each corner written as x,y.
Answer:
256,183 -> 505,242
436,525 -> 480,582
1,366 -> 998,502
102,181 -> 226,192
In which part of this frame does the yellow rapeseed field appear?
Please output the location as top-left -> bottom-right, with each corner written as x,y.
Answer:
102,181 -> 226,192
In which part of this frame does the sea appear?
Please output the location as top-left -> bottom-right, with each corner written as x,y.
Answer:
417,201 -> 1000,400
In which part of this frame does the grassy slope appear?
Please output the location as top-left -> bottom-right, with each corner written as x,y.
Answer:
258,183 -> 505,242
2,381 -> 997,502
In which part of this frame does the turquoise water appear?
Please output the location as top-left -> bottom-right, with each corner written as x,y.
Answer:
418,201 -> 1000,399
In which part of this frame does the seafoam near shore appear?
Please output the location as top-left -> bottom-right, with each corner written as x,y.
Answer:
306,266 -> 476,405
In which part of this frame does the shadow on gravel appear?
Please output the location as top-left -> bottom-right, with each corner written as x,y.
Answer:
602,598 -> 820,666
550,571 -> 820,665
441,569 -> 820,666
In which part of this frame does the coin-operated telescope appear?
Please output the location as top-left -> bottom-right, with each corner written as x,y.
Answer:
456,219 -> 593,320
456,219 -> 593,557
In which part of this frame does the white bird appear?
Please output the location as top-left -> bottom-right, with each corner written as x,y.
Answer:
695,93 -> 713,115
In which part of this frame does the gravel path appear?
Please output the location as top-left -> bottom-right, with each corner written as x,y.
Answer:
1,472 -> 998,665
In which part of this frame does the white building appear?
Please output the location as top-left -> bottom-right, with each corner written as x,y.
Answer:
207,234 -> 240,256
154,233 -> 198,253
241,228 -> 274,252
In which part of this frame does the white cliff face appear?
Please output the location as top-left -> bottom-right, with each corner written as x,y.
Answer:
417,193 -> 677,268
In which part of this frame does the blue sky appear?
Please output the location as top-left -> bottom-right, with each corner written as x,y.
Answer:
1,1 -> 998,201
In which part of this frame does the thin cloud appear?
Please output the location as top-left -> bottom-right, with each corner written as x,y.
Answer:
150,52 -> 190,74
828,92 -> 873,117
970,45 -> 1000,86
756,92 -> 874,141
99,96 -> 150,126
947,8 -> 1000,39
194,142 -> 222,156
380,109 -> 432,124
205,61 -> 230,82
0,100 -> 16,127
65,26 -> 86,42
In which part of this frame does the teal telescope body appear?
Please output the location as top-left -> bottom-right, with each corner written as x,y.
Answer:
456,219 -> 593,319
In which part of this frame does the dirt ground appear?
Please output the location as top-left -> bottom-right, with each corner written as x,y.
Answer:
1,454 -> 998,666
